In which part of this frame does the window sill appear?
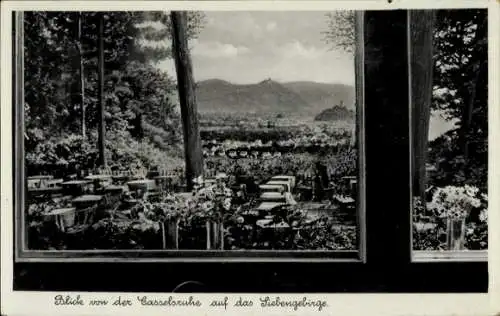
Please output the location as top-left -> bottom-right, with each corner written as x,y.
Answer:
412,250 -> 488,262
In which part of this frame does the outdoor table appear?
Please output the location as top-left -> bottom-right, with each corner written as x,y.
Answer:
85,174 -> 112,181
266,180 -> 291,193
256,201 -> 285,212
85,174 -> 113,191
43,207 -> 76,232
271,175 -> 296,189
256,218 -> 273,228
260,192 -> 286,203
61,180 -> 92,195
259,184 -> 284,193
27,175 -> 54,189
127,179 -> 157,192
45,179 -> 64,188
28,175 -> 54,180
111,174 -> 131,185
28,186 -> 63,195
103,185 -> 125,195
129,174 -> 147,181
28,187 -> 64,201
72,194 -> 103,209
273,222 -> 290,229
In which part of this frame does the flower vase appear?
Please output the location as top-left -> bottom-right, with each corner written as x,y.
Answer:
206,220 -> 224,250
446,217 -> 466,250
162,218 -> 180,249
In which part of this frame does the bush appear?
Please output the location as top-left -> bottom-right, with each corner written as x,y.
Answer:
26,134 -> 98,176
105,129 -> 184,172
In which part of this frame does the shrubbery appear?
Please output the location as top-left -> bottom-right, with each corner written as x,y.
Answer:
26,129 -> 184,176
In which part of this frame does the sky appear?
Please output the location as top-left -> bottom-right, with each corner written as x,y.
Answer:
157,11 -> 355,85
155,11 -> 453,140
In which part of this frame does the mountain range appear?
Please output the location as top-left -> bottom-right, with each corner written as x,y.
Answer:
194,78 -> 355,116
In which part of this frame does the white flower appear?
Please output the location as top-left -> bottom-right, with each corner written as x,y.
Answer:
223,198 -> 232,211
193,175 -> 204,185
471,198 -> 481,208
481,193 -> 488,201
479,209 -> 488,222
464,185 -> 479,197
202,201 -> 214,212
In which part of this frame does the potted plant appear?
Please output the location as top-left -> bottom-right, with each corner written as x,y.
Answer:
137,194 -> 186,249
188,175 -> 233,250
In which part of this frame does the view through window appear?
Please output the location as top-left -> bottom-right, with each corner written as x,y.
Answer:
411,9 -> 488,254
23,11 -> 360,252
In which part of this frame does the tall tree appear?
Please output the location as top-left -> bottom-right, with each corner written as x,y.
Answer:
324,9 -> 487,191
97,12 -> 106,167
77,12 -> 86,137
170,11 -> 203,190
24,11 -> 206,172
409,11 -> 435,202
430,9 -> 488,189
68,12 -> 86,137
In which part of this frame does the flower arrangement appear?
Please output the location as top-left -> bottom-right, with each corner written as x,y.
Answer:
187,175 -> 233,222
132,193 -> 187,222
427,185 -> 482,219
413,185 -> 488,251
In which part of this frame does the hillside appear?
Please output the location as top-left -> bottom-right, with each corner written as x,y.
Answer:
194,79 -> 355,115
283,81 -> 355,114
195,78 -> 309,114
314,105 -> 355,122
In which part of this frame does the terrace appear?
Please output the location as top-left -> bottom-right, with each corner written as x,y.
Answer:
26,162 -> 358,250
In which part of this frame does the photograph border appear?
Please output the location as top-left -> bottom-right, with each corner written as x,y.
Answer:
1,1 -> 497,310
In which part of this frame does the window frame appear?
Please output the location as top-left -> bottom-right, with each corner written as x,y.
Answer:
12,9 -> 488,292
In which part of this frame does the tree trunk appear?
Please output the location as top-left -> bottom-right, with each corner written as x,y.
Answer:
97,13 -> 106,167
409,10 -> 435,203
170,11 -> 203,191
77,12 -> 86,138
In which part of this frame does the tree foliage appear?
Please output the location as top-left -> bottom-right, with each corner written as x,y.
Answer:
430,9 -> 487,190
322,11 -> 355,54
323,9 -> 487,190
24,11 -> 205,172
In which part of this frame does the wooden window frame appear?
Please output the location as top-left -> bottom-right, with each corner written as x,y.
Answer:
12,10 -> 488,292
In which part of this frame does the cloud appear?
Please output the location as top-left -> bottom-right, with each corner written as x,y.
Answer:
191,40 -> 250,58
280,40 -> 327,60
154,12 -> 356,85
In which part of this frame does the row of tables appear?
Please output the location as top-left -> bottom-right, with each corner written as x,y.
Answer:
28,173 -> 182,233
29,172 -> 234,233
